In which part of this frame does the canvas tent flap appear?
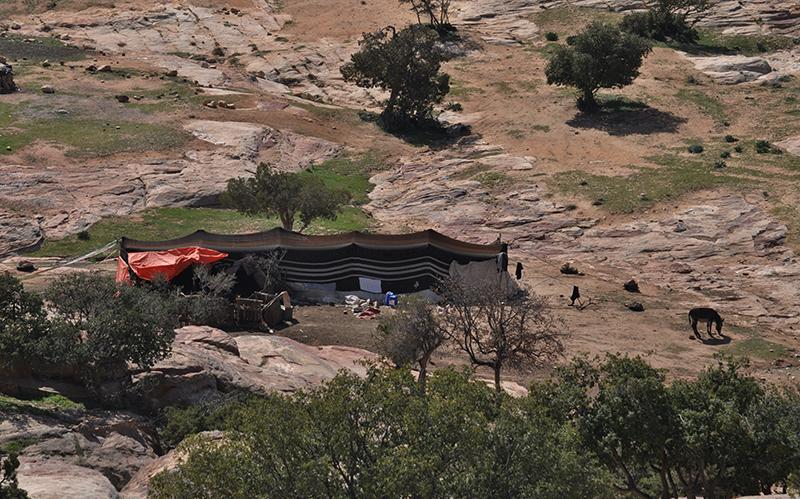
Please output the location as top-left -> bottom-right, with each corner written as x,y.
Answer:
119,247 -> 228,283
449,259 -> 519,297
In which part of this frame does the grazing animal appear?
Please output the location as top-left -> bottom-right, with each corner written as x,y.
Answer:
688,307 -> 724,339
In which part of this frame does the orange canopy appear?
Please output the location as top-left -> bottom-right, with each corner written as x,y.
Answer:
116,247 -> 229,283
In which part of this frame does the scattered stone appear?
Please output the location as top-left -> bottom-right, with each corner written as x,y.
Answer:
115,95 -> 130,103
97,64 -> 112,72
40,85 -> 55,94
560,262 -> 580,275
674,220 -> 688,232
623,279 -> 640,293
165,69 -> 178,77
626,302 -> 645,312
0,62 -> 16,94
41,60 -> 51,68
16,261 -> 36,272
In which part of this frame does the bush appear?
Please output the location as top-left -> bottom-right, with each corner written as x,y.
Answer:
0,273 -> 50,365
714,159 -> 727,169
44,273 -> 178,386
77,230 -> 90,241
150,359 -> 800,498
0,452 -> 28,499
545,22 -> 652,111
724,134 -> 738,143
688,144 -> 704,154
150,367 -> 608,498
734,144 -> 744,153
756,140 -> 773,153
720,150 -> 731,158
620,9 -> 698,43
544,31 -> 559,42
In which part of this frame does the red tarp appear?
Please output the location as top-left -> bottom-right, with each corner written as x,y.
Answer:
116,247 -> 228,283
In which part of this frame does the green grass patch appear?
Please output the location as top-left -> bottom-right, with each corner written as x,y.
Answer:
0,393 -> 84,417
724,337 -> 787,362
690,31 -> 797,56
475,171 -> 512,189
0,117 -> 190,157
549,154 -> 753,213
0,35 -> 88,61
448,79 -> 485,99
531,6 -> 622,38
675,89 -> 727,124
451,163 -> 492,181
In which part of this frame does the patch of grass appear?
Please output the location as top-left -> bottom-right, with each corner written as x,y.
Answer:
451,163 -> 492,181
0,35 -> 88,61
724,337 -> 787,362
0,393 -> 84,417
475,171 -> 511,189
531,124 -> 551,133
506,129 -> 526,139
772,205 -> 800,248
448,79 -> 485,99
490,81 -> 515,95
549,154 -> 754,213
531,6 -> 622,37
675,89 -> 727,124
690,30 -> 797,56
664,343 -> 690,355
0,117 -> 190,157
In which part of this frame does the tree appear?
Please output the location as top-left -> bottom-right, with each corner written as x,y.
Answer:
0,452 -> 28,499
437,275 -> 565,396
0,273 -> 49,368
45,273 -> 177,386
150,366 -> 607,498
376,297 -> 445,394
341,25 -> 450,129
221,163 -> 349,232
545,22 -> 652,111
400,0 -> 452,30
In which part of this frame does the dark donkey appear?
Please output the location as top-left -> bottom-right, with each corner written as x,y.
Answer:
688,307 -> 724,340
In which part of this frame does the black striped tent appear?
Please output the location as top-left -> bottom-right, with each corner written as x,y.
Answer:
120,229 -> 508,294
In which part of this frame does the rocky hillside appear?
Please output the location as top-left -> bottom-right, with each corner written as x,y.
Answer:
1,0 -> 800,494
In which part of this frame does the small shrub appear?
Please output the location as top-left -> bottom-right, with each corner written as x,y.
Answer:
755,140 -> 772,154
687,144 -> 704,154
545,32 -> 559,42
76,230 -> 90,241
714,160 -> 727,169
734,145 -> 743,153
720,151 -> 731,159
724,134 -> 738,143
445,102 -> 463,112
686,74 -> 699,85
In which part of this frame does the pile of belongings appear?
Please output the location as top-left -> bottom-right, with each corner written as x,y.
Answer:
345,295 -> 381,319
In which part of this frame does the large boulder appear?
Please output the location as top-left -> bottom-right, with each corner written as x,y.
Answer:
691,56 -> 773,84
17,462 -> 120,499
129,327 -> 377,409
0,62 -> 16,94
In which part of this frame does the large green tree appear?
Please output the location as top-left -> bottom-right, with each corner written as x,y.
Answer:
44,273 -> 177,386
341,25 -> 450,129
0,272 -> 49,369
221,163 -> 349,232
0,453 -> 28,499
545,22 -> 652,111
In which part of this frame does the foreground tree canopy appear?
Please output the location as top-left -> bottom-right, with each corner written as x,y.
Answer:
151,357 -> 800,498
545,22 -> 652,111
341,24 -> 450,129
0,272 -> 177,390
221,163 -> 349,232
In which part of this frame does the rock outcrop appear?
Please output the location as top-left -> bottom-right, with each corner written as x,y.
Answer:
130,326 -> 377,410
0,62 -> 16,94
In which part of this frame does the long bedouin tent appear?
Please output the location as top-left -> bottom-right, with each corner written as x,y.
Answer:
119,228 -> 508,294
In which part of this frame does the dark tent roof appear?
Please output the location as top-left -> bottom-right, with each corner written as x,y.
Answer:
121,228 -> 504,257
120,228 -> 507,293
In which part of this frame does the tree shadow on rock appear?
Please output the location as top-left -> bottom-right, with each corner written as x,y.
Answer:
359,110 -> 475,150
567,96 -> 687,136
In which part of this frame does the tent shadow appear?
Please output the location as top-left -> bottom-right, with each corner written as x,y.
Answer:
567,100 -> 687,136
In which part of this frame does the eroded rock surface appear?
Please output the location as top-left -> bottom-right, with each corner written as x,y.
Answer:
368,140 -> 800,328
130,326 -> 377,410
